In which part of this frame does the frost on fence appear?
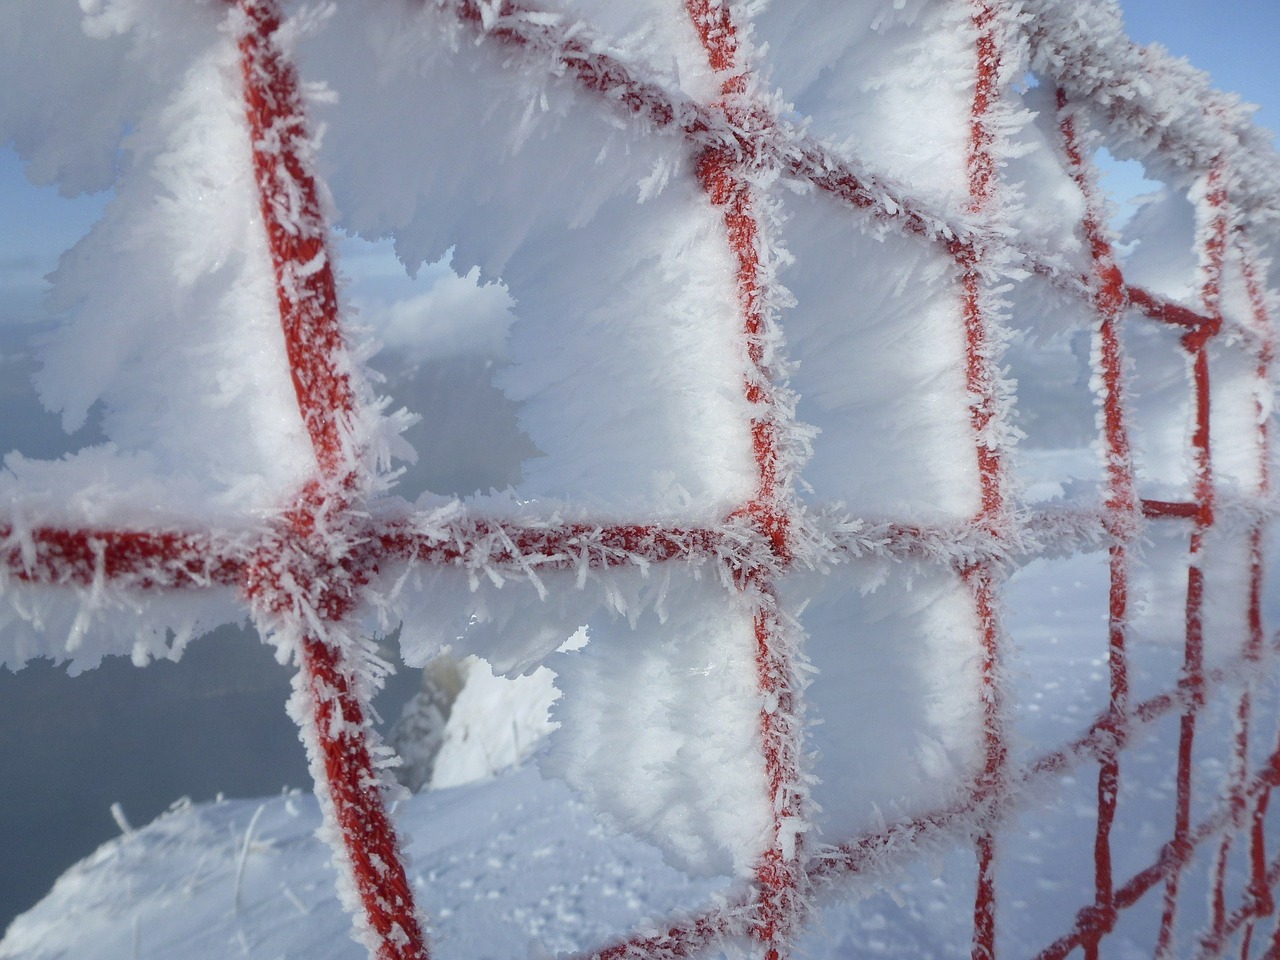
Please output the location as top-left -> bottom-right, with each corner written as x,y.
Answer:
1,0 -> 1280,959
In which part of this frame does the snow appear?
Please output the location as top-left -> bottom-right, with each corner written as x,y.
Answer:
781,202 -> 981,517
2,0 -> 1280,957
0,769 -> 722,960
787,564 -> 984,842
428,655 -> 558,790
756,0 -> 980,206
544,571 -> 774,877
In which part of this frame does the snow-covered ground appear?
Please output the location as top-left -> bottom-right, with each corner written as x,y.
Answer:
0,766 -> 718,960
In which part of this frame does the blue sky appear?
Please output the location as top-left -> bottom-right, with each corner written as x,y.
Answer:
1121,0 -> 1279,140
0,162 -> 106,329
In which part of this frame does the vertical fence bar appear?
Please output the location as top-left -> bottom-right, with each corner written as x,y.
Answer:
297,635 -> 429,960
228,2 -> 429,957
1203,230 -> 1275,958
1057,86 -> 1139,959
229,0 -> 358,485
684,4 -> 805,957
1238,245 -> 1277,959
961,4 -> 1010,958
1155,160 -> 1229,960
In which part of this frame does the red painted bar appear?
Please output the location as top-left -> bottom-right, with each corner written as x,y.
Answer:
1128,285 -> 1219,334
1,525 -> 247,589
683,6 -> 803,958
1203,238 -> 1275,959
961,5 -> 1009,958
1142,499 -> 1203,520
1034,761 -> 1280,960
1153,160 -> 1228,960
373,520 -> 724,571
231,0 -> 357,485
299,635 -> 427,960
587,910 -> 733,960
1057,84 -> 1140,960
1240,249 -> 1279,958
437,0 -> 1273,372
226,3 -> 429,957
812,636 -> 1280,960
5,501 -> 1215,598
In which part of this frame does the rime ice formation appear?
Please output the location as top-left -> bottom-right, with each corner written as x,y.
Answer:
2,0 -> 1280,959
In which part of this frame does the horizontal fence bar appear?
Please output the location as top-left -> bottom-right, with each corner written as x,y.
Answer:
6,493 -> 1273,592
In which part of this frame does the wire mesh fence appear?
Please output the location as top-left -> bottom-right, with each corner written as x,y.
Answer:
3,1 -> 1279,958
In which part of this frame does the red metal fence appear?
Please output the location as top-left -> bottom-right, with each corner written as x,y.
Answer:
4,1 -> 1279,959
